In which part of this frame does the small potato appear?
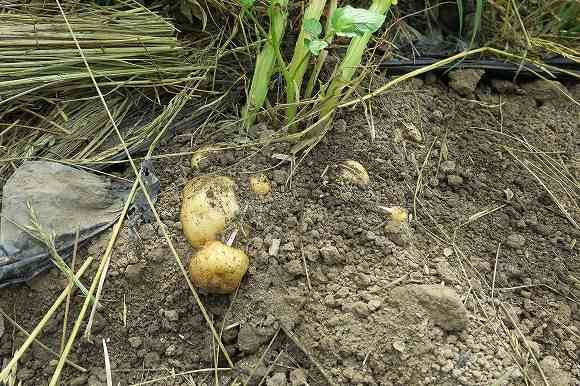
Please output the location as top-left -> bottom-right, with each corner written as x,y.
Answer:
181,176 -> 239,248
189,241 -> 249,294
249,174 -> 271,195
383,206 -> 408,225
338,160 -> 369,187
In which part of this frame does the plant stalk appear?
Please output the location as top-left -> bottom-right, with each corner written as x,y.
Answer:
285,0 -> 328,125
315,0 -> 394,135
242,0 -> 289,130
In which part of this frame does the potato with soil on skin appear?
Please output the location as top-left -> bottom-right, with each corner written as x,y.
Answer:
189,241 -> 249,294
249,174 -> 271,195
180,176 -> 239,248
337,160 -> 369,187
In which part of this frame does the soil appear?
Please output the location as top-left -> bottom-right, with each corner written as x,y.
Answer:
1,73 -> 579,386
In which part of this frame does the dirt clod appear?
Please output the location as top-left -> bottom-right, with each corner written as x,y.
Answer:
391,284 -> 469,331
289,368 -> 308,386
506,233 -> 526,249
266,372 -> 288,386
448,69 -> 485,96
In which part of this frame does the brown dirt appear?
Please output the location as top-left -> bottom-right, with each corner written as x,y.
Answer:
1,74 -> 579,386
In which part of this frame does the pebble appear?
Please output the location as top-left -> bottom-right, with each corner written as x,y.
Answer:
320,245 -> 340,265
238,324 -> 270,353
440,160 -> 456,175
149,247 -> 168,262
269,239 -> 281,256
403,122 -> 423,142
367,299 -> 382,311
163,309 -> 179,322
267,372 -> 288,386
128,336 -> 143,348
436,261 -> 458,284
144,352 -> 160,368
285,260 -> 304,276
289,368 -> 308,386
125,262 -> 145,281
506,234 -> 525,249
352,301 -> 370,317
447,175 -> 464,186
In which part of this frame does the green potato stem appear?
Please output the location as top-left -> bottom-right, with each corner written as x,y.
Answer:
285,0 -> 327,125
315,0 -> 394,134
242,0 -> 289,130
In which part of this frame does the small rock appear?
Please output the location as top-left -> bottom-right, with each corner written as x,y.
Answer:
440,160 -> 456,175
391,284 -> 469,331
368,299 -> 382,311
140,223 -> 156,240
448,69 -> 485,96
436,261 -> 458,284
238,325 -> 269,353
149,247 -> 168,262
266,373 -> 288,386
506,234 -> 525,249
163,309 -> 179,322
269,239 -> 281,256
403,122 -> 423,142
285,260 -> 304,276
491,79 -> 519,94
125,262 -> 145,281
320,245 -> 341,265
393,341 -> 406,353
554,303 -> 572,325
128,336 -> 143,348
281,242 -> 295,252
352,301 -> 370,317
447,175 -> 464,186
165,344 -> 183,357
289,368 -> 308,386
383,222 -> 413,247
143,352 -> 160,368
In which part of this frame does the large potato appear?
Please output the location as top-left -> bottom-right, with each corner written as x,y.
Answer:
180,176 -> 239,248
189,241 -> 249,294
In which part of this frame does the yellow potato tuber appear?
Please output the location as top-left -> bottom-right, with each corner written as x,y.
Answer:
249,174 -> 271,195
189,241 -> 249,294
180,176 -> 239,248
338,160 -> 369,187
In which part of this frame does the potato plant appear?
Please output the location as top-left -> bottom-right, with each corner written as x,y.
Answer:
241,0 -> 397,136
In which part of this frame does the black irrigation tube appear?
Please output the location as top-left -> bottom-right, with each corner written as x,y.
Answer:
379,56 -> 580,80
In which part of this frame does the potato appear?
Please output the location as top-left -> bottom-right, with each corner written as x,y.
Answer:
189,241 -> 249,294
181,176 -> 239,248
338,160 -> 369,187
249,174 -> 271,195
383,206 -> 408,225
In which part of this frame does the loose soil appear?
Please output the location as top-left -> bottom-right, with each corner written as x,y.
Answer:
1,74 -> 579,386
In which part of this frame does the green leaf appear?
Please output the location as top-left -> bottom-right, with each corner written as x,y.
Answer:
305,38 -> 328,55
330,6 -> 386,38
303,18 -> 323,38
241,0 -> 255,9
